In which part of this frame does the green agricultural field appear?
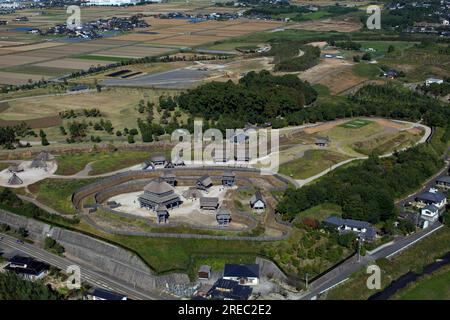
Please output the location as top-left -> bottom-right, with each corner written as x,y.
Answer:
2,65 -> 80,77
279,150 -> 350,179
339,119 -> 373,129
395,266 -> 450,300
352,63 -> 381,79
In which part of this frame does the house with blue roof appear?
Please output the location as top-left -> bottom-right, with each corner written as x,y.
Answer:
323,216 -> 377,241
415,188 -> 447,210
207,279 -> 253,300
223,264 -> 259,286
88,288 -> 127,301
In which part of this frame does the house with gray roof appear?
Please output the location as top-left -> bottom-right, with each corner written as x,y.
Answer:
323,216 -> 376,241
420,204 -> 440,223
436,176 -> 450,189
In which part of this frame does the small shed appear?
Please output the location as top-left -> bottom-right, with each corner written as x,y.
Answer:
155,204 -> 169,223
198,265 -> 212,280
161,171 -> 176,186
216,208 -> 231,226
149,154 -> 166,166
222,171 -> 235,187
196,175 -> 213,191
8,165 -> 23,173
315,136 -> 330,147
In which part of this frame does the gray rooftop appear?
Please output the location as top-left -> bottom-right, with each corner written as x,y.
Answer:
143,178 -> 174,194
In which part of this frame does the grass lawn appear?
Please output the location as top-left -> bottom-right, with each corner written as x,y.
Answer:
73,55 -> 131,62
326,227 -> 450,300
279,150 -> 350,179
395,266 -> 450,300
352,131 -> 421,155
339,119 -> 373,129
27,178 -> 99,215
352,63 -> 381,79
0,163 -> 12,171
55,149 -> 169,175
295,203 -> 342,222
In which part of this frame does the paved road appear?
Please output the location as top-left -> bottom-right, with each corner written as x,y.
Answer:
0,232 -> 164,300
299,222 -> 444,300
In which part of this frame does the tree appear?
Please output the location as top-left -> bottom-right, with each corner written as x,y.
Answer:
361,52 -> 372,61
387,45 -> 395,53
39,130 -> 49,146
353,55 -> 360,62
127,134 -> 135,144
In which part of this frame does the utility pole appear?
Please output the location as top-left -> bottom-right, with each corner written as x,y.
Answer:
357,238 -> 361,262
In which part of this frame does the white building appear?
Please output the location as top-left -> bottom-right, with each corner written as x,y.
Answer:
425,78 -> 444,86
420,204 -> 440,223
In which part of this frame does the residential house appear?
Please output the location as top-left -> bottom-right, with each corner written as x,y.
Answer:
223,264 -> 259,286
415,188 -> 447,210
425,78 -> 444,86
436,176 -> 450,189
5,256 -> 49,281
88,288 -> 127,300
420,204 -> 440,223
207,278 -> 253,300
323,216 -> 377,241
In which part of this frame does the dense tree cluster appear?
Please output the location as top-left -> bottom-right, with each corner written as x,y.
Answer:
0,272 -> 61,300
266,43 -> 321,72
277,84 -> 450,223
277,146 -> 444,223
177,70 -> 317,126
420,78 -> 450,97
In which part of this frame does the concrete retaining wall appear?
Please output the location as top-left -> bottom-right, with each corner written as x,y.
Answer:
0,209 -> 189,290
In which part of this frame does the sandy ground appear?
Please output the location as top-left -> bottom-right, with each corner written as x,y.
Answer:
298,57 -> 352,84
108,185 -> 246,228
0,160 -> 57,188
